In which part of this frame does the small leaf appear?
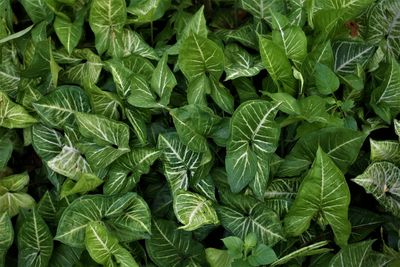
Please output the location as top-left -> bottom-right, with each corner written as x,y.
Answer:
151,53 -> 177,106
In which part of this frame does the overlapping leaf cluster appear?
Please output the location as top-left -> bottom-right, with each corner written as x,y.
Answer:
1,0 -> 400,266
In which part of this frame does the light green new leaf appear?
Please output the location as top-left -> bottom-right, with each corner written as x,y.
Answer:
145,219 -> 206,267
32,124 -> 64,161
333,41 -> 375,74
47,145 -> 92,179
217,203 -> 284,246
224,44 -> 263,81
75,112 -> 130,150
33,86 -> 91,129
158,133 -> 205,196
284,147 -> 351,247
370,139 -> 400,166
85,221 -> 138,267
104,148 -> 161,195
18,208 -> 53,267
179,33 -> 224,82
0,91 -> 37,128
151,53 -> 177,106
0,212 -> 13,267
278,127 -> 367,177
89,0 -> 126,55
173,190 -> 219,231
329,240 -> 374,267
353,162 -> 400,217
0,173 -> 36,217
127,0 -> 170,24
170,104 -> 220,152
371,58 -> 400,120
54,15 -> 84,54
56,193 -> 151,247
60,173 -> 103,198
259,37 -> 296,95
226,100 -> 280,192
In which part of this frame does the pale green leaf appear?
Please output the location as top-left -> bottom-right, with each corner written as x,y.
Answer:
60,173 -> 103,198
205,248 -> 233,267
173,190 -> 219,231
353,161 -> 400,217
0,91 -> 37,128
370,139 -> 400,166
284,147 -> 351,247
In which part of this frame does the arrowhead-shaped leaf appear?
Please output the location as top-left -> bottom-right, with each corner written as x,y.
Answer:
284,147 -> 351,247
0,91 -> 37,128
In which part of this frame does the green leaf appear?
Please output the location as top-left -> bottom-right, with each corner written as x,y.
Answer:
84,84 -> 122,120
217,202 -> 284,246
49,244 -> 83,267
333,41 -> 375,74
239,0 -> 285,22
60,173 -> 103,198
371,58 -> 400,120
0,212 -> 13,266
224,44 -> 263,81
127,0 -> 171,24
0,91 -> 37,128
209,77 -> 235,114
353,161 -> 400,217
284,147 -> 351,247
32,124 -> 64,161
145,219 -> 206,267
17,208 -> 53,267
151,53 -> 177,106
226,100 -> 280,192
264,178 -> 301,217
33,86 -> 91,129
248,244 -> 277,266
0,24 -> 34,45
89,0 -> 126,55
127,74 -> 159,108
85,221 -> 138,267
0,138 -> 12,169
314,63 -> 340,95
20,0 -> 53,23
278,127 -> 367,177
121,29 -> 159,60
329,240 -> 374,267
259,37 -> 296,95
170,104 -> 220,152
56,193 -> 151,247
157,133 -> 206,196
179,33 -> 224,82
0,173 -> 36,217
104,148 -> 161,195
270,240 -> 331,266
222,236 -> 243,256
54,15 -> 84,54
173,190 -> 219,231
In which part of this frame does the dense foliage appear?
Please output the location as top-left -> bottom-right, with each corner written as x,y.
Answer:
1,0 -> 400,266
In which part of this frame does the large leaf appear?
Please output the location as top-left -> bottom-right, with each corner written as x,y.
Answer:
0,91 -> 37,128
333,41 -> 375,74
17,208 -> 53,267
259,37 -> 296,95
218,203 -> 284,246
32,124 -> 64,161
284,147 -> 351,247
54,15 -> 84,54
178,33 -> 224,82
329,240 -> 374,267
226,100 -> 280,193
89,0 -> 126,55
173,190 -> 219,231
353,161 -> 400,217
33,86 -> 91,129
85,221 -> 138,267
145,219 -> 206,267
278,127 -> 367,177
55,193 -> 151,247
0,212 -> 13,266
